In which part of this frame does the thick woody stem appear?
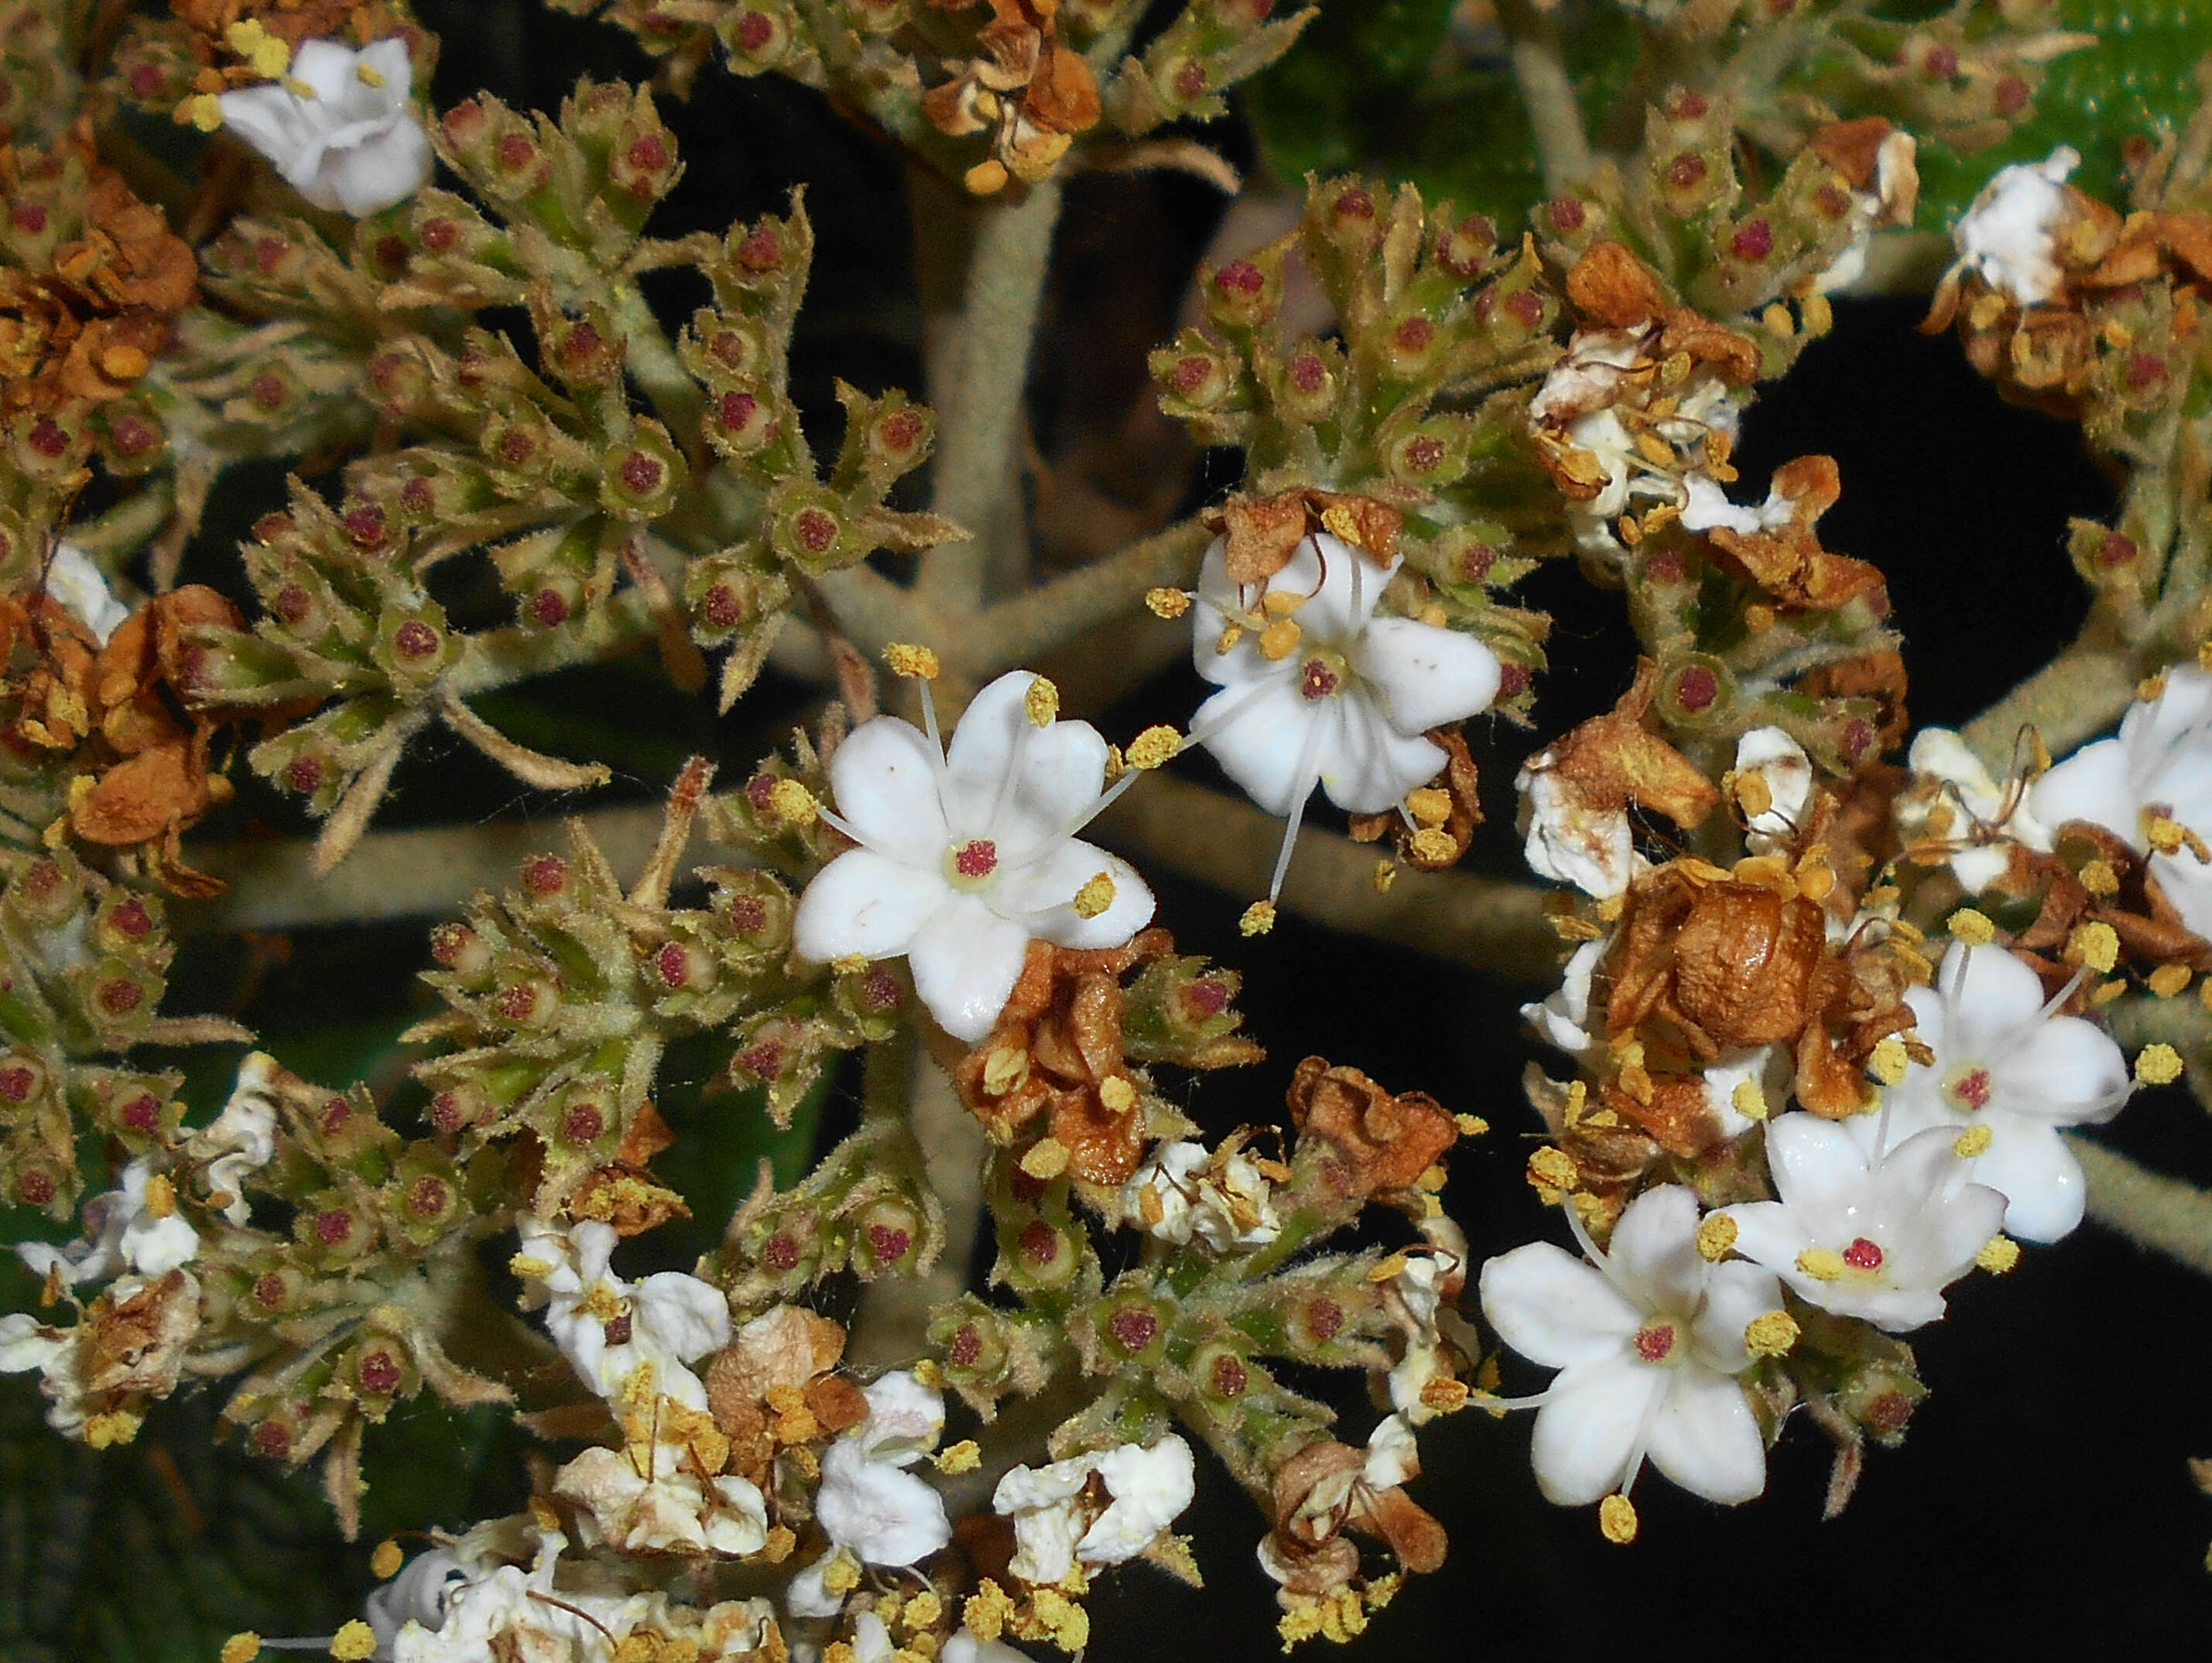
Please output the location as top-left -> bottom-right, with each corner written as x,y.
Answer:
1497,0 -> 1594,197
913,171 -> 1065,617
2070,1136 -> 2212,1278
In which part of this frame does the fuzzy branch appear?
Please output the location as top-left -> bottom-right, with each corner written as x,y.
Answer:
1497,0 -> 1594,195
2071,1136 -> 2212,1279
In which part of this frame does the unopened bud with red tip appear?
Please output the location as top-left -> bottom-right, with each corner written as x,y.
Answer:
1202,255 -> 1279,331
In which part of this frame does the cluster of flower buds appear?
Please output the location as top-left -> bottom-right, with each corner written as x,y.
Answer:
0,0 -> 83,148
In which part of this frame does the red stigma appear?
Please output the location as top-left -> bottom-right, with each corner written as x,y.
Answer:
954,839 -> 998,879
1843,1237 -> 1885,1271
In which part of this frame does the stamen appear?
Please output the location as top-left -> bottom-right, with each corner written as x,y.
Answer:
1267,709 -> 1332,902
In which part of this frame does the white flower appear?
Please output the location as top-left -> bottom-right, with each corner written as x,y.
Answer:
795,669 -> 1155,1043
365,1548 -> 472,1654
788,1370 -> 951,1611
1522,938 -> 1607,1056
515,1220 -> 731,1408
846,1367 -> 946,1464
43,543 -> 129,645
1119,1140 -> 1280,1253
554,1439 -> 769,1557
218,38 -> 433,217
991,1434 -> 1196,1585
1863,941 -> 2128,1243
388,1529 -> 640,1663
1950,145 -> 2080,306
1899,727 -> 2052,893
1810,127 -> 1919,295
2031,664 -> 2212,940
1478,1186 -> 1778,1507
1730,727 -> 1816,851
1187,531 -> 1501,900
17,1158 -> 198,1287
1721,1114 -> 2007,1330
943,1629 -> 1039,1663
189,1051 -> 282,1224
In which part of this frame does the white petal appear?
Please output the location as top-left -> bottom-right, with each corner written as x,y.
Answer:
1077,1437 -> 1194,1565
1315,692 -> 1450,816
943,672 -> 1112,857
907,893 -> 1029,1043
1997,1016 -> 2128,1125
631,1271 -> 732,1364
1967,1121 -> 2087,1243
2029,738 -> 2136,843
289,38 -> 361,101
1763,1114 -> 1873,1231
216,84 -> 317,165
1645,1370 -> 1765,1504
793,849 -> 949,964
1353,618 -> 1501,735
854,1370 -> 945,1466
1713,1202 -> 1806,1285
1529,1353 -> 1662,1506
816,1442 -> 950,1565
1603,1186 -> 1706,1319
1940,942 -> 2046,1039
1191,677 -> 1323,817
321,118 -> 433,215
1690,1260 -> 1780,1375
827,717 -> 952,866
356,36 -> 416,103
998,840 -> 1155,950
1478,1242 -> 1639,1369
2152,852 -> 2212,941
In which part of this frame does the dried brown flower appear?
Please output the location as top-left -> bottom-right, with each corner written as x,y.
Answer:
1199,488 -> 1403,588
1349,724 -> 1481,871
1285,1057 -> 1456,1203
1702,456 -> 1886,614
922,0 -> 1103,195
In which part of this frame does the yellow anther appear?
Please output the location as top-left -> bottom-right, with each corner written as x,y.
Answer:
1372,858 -> 1398,894
1097,1075 -> 1137,1114
1867,1035 -> 1911,1087
84,1410 -> 142,1449
1019,1138 -> 1070,1180
371,1539 -> 405,1579
1126,725 -> 1181,769
2138,672 -> 2169,704
1239,899 -> 1276,936
141,1172 -> 176,1219
1145,587 -> 1191,620
224,17 -> 265,51
1103,744 -> 1125,782
1454,1113 -> 1488,1136
508,1253 -> 555,1280
964,1583 -> 1014,1644
1745,1310 -> 1799,1358
766,778 -> 817,826
1761,302 -> 1796,338
2136,1043 -> 2184,1086
332,1620 -> 378,1661
1967,291 -> 2008,330
1262,588 -> 1304,617
2067,921 -> 2120,974
982,1045 -> 1029,1096
884,642 -> 940,680
179,92 -> 225,131
354,60 -> 386,88
1527,1146 -> 1580,1193
964,159 -> 1010,195
1214,621 -> 1243,655
1947,908 -> 1996,946
1409,827 -> 1457,865
1976,1235 -> 2021,1274
822,1553 -> 862,1595
1799,293 -> 1835,337
1407,787 -> 1452,827
1953,1124 -> 1994,1158
2149,963 -> 2193,998
221,1636 -> 262,1663
933,1439 -> 981,1473
1258,618 -> 1302,660
1597,1492 -> 1638,1544
1731,1078 -> 1769,1121
1796,1247 -> 1846,1282
912,1358 -> 945,1388
1696,1213 -> 1738,1262
282,76 -> 318,98
903,1591 -> 944,1633
1319,504 -> 1365,549
1071,871 -> 1115,919
2080,858 -> 2121,896
1024,676 -> 1060,727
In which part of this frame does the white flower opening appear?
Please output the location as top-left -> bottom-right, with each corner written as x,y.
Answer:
515,1219 -> 731,1408
1478,1185 -> 1778,1509
787,1370 -> 953,1616
16,1156 -> 198,1288
1183,531 -> 1501,902
1949,145 -> 2080,307
217,38 -> 434,217
794,668 -> 1157,1043
991,1433 -> 1196,1586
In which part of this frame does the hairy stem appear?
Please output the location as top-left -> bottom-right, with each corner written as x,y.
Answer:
611,279 -> 707,459
1497,0 -> 1594,196
1959,621 -> 2142,777
2071,1136 -> 2212,1278
969,518 -> 1209,676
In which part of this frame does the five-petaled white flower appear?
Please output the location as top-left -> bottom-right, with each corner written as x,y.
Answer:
1479,1185 -> 1779,1508
788,1370 -> 953,1615
2032,663 -> 2212,942
16,1157 -> 198,1288
218,38 -> 433,217
991,1433 -> 1196,1586
1948,145 -> 2080,306
1860,941 -> 2128,1244
1186,531 -> 1501,901
514,1219 -> 731,1408
795,669 -> 1155,1043
1721,1114 -> 2008,1331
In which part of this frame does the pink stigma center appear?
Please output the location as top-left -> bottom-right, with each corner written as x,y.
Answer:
1299,659 -> 1342,700
1632,1320 -> 1677,1364
954,839 -> 999,880
1948,1066 -> 1993,1112
1843,1236 -> 1885,1271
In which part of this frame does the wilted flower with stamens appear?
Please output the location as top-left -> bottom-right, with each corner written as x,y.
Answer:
1120,1139 -> 1281,1253
992,1434 -> 1196,1585
1899,727 -> 2053,892
1721,1114 -> 2007,1330
787,1370 -> 952,1613
217,39 -> 433,217
17,1157 -> 197,1286
794,669 -> 1155,1042
2031,665 -> 2212,940
1946,146 -> 2080,307
1478,1186 -> 1778,1510
514,1219 -> 731,1407
1862,942 -> 2128,1242
190,1051 -> 282,1224
1185,532 -> 1500,905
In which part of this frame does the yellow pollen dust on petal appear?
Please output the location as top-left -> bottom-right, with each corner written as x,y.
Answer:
220,1635 -> 262,1663
1731,1078 -> 1769,1121
1145,587 -> 1191,620
1025,676 -> 1060,727
1796,1246 -> 1846,1282
2066,921 -> 2120,974
1239,898 -> 1275,936
1696,1213 -> 1738,1261
2136,1043 -> 2184,1086
1409,828 -> 1457,865
933,1439 -> 981,1473
331,1620 -> 378,1661
1097,1075 -> 1137,1114
1071,871 -> 1115,918
1372,857 -> 1398,893
1598,1492 -> 1638,1545
1977,1235 -> 2022,1273
1258,618 -> 1302,660
2149,963 -> 2193,998
1947,908 -> 1997,946
884,642 -> 940,680
1744,1309 -> 1799,1358
371,1538 -> 405,1579
767,778 -> 818,826
141,1172 -> 176,1219
1953,1124 -> 1994,1158
1126,725 -> 1181,770
1867,1035 -> 1911,1087
1019,1137 -> 1070,1180
354,60 -> 386,88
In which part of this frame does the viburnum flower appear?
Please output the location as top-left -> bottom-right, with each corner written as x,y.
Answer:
555,1434 -> 769,1557
992,1434 -> 1196,1585
1729,727 -> 1817,853
1721,1115 -> 2008,1331
513,1219 -> 731,1408
1899,727 -> 2052,893
2031,664 -> 2212,940
44,542 -> 130,645
1861,941 -> 2128,1243
1947,145 -> 2080,306
217,38 -> 433,217
1119,1138 -> 1281,1253
1185,532 -> 1501,902
795,668 -> 1155,1043
189,1051 -> 282,1224
17,1157 -> 197,1287
788,1371 -> 952,1615
382,1528 -> 642,1662
1478,1186 -> 1779,1510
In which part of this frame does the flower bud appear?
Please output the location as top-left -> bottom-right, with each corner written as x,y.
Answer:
1202,256 -> 1279,332
1267,338 -> 1342,423
706,385 -> 777,457
718,2 -> 802,72
1654,654 -> 1734,731
853,1197 -> 923,1277
599,422 -> 687,519
767,484 -> 855,573
1094,1295 -> 1167,1364
375,604 -> 457,687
